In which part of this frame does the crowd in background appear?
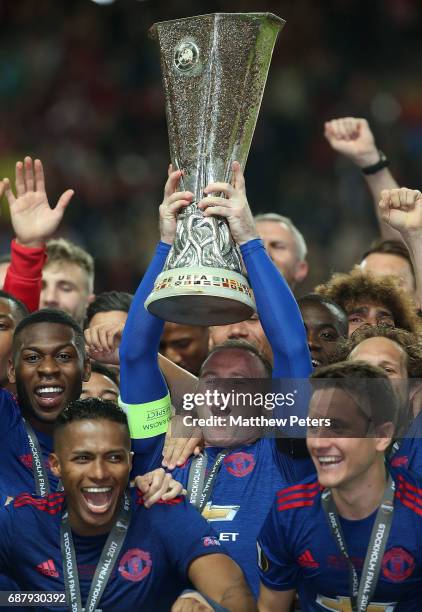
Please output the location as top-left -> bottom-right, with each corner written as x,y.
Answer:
0,0 -> 422,294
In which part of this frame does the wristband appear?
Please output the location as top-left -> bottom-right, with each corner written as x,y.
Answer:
361,150 -> 390,175
119,394 -> 171,439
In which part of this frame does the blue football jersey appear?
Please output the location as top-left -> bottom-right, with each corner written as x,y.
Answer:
171,438 -> 315,597
258,467 -> 422,610
390,411 -> 422,476
0,389 -> 59,496
0,490 -> 225,611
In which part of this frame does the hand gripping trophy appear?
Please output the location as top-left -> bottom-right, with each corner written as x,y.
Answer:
145,13 -> 285,325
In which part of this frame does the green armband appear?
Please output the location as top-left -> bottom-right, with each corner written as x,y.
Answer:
119,394 -> 171,439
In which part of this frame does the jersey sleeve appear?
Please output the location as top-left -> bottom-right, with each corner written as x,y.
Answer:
155,498 -> 227,578
119,242 -> 171,472
240,239 -> 311,379
4,240 -> 46,312
257,498 -> 300,591
0,389 -> 22,437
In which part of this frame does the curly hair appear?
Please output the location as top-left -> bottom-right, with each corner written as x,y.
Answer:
315,268 -> 419,333
330,324 -> 422,378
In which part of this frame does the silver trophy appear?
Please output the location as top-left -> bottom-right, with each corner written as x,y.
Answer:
145,12 -> 285,325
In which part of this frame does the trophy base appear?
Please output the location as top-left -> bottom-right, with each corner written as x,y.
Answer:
145,267 -> 256,326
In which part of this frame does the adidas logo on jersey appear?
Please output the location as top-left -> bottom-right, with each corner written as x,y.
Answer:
297,549 -> 319,568
36,559 -> 59,578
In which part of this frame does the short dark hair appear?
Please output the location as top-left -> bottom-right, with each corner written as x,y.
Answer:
202,339 -> 272,378
298,293 -> 348,337
13,309 -> 86,360
311,361 -> 398,429
86,291 -> 133,326
361,239 -> 415,282
90,360 -> 120,388
0,290 -> 29,322
54,397 -> 129,442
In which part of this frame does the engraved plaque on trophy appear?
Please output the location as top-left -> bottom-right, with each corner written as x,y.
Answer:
145,12 -> 285,325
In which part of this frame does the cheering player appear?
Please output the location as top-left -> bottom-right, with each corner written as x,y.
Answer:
257,361 -> 422,611
0,398 -> 255,611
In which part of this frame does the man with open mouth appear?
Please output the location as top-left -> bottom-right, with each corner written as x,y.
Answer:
258,361 -> 422,611
0,398 -> 255,611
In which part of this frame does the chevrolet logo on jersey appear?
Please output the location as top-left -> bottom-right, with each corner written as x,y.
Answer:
316,595 -> 396,611
201,502 -> 240,522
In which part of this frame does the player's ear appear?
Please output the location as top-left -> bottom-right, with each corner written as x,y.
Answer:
375,421 -> 394,452
7,358 -> 16,384
49,453 -> 61,478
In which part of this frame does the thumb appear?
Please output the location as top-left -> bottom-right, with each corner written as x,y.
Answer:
55,189 -> 74,215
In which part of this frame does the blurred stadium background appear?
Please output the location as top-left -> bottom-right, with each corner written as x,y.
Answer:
0,0 -> 421,295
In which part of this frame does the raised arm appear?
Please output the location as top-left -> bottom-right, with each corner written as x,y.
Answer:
2,157 -> 74,311
198,161 -> 311,379
324,117 -> 400,241
118,169 -> 194,468
378,187 -> 422,311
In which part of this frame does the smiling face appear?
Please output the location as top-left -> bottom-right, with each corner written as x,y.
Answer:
50,418 -> 132,536
346,302 -> 395,335
300,301 -> 345,368
307,387 -> 391,490
9,323 -> 91,430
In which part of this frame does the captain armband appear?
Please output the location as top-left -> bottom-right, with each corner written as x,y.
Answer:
119,393 -> 171,439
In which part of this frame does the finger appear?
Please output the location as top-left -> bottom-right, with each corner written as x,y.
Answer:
232,160 -> 245,190
166,200 -> 192,215
168,163 -> 173,177
324,121 -> 334,140
167,191 -> 194,205
2,178 -> 16,205
334,118 -> 348,140
162,479 -> 184,499
203,181 -> 233,197
34,159 -> 45,193
164,169 -> 183,199
85,326 -> 101,351
202,205 -> 232,217
166,440 -> 185,470
15,161 -> 25,196
98,325 -> 113,352
24,156 -> 35,192
55,189 -> 74,215
134,473 -> 153,495
176,437 -> 203,466
378,190 -> 391,211
198,196 -> 230,209
162,435 -> 176,467
344,117 -> 358,139
389,189 -> 402,209
144,472 -> 172,507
